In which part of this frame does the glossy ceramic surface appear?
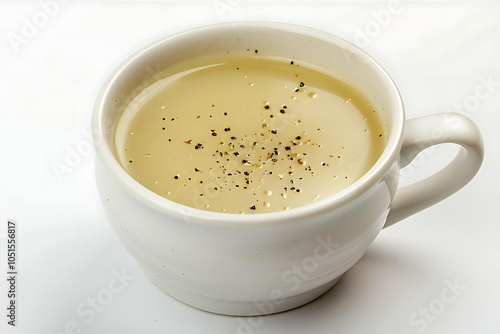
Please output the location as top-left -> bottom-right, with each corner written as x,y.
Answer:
92,22 -> 483,315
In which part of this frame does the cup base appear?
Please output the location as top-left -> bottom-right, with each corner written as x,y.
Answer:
143,268 -> 343,316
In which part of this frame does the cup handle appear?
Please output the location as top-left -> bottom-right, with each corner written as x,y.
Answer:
384,113 -> 484,228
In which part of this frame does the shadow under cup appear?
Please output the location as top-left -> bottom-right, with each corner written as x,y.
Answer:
92,22 -> 404,315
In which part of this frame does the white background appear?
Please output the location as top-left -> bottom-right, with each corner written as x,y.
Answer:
1,1 -> 499,333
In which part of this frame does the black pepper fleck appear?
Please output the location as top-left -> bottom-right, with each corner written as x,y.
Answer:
299,81 -> 305,87
250,205 -> 256,210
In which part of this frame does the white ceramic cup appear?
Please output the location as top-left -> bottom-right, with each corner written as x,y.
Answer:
92,22 -> 484,316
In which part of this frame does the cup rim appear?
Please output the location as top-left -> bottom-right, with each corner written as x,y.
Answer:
92,21 -> 405,227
